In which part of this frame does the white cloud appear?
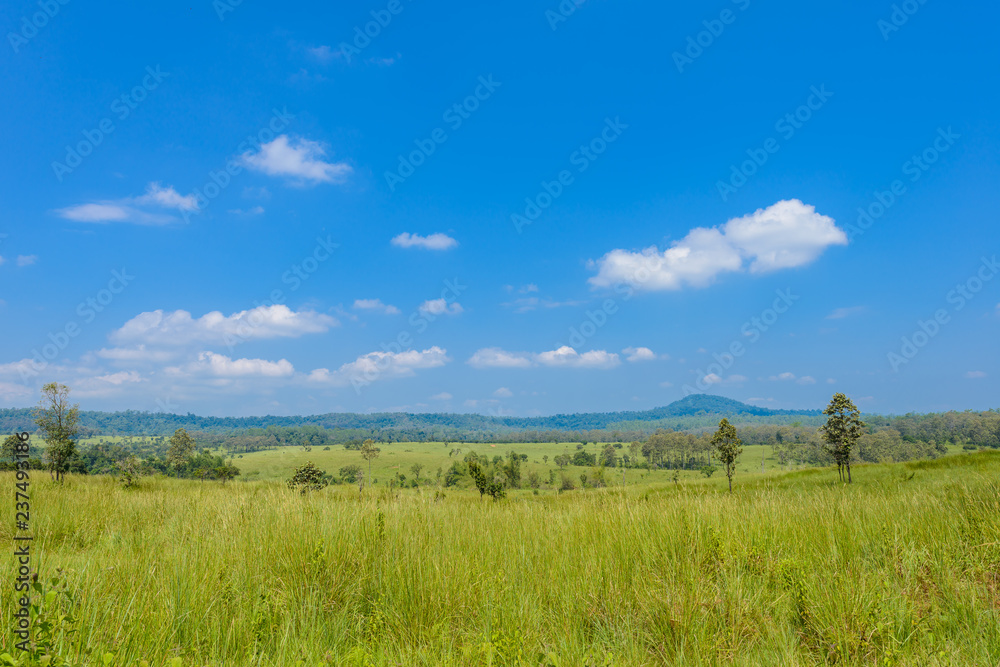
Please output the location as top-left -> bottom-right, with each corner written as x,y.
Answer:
826,306 -> 866,320
96,345 -> 178,363
241,135 -> 352,185
418,299 -> 463,316
965,371 -> 987,379
56,182 -> 199,225
110,305 -> 337,347
431,392 -> 453,401
588,200 -> 846,291
135,183 -> 199,211
308,45 -> 337,63
95,370 -> 143,385
391,232 -> 458,251
0,381 -> 33,401
353,299 -> 401,315
493,387 -> 513,398
768,371 -> 816,385
623,346 -> 657,362
227,206 -> 265,216
468,346 -> 620,370
168,352 -> 295,378
467,348 -> 533,369
308,346 -> 449,386
16,255 -> 37,267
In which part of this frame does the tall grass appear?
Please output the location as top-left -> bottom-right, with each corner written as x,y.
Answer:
2,453 -> 999,666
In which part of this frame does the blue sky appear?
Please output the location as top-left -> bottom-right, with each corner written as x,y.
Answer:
1,0 -> 998,417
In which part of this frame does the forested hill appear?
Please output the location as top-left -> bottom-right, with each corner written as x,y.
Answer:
0,394 -> 820,437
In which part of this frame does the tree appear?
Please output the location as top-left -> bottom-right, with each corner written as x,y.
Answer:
34,382 -> 80,482
711,418 -> 743,493
215,462 -> 240,484
287,461 -> 329,494
167,428 -> 196,476
820,393 -> 866,483
2,434 -> 21,464
339,464 -> 363,484
410,462 -> 424,480
360,439 -> 381,483
117,456 -> 142,489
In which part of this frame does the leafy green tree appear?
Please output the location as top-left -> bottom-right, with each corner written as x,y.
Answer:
2,434 -> 21,464
287,461 -> 329,494
700,464 -> 718,478
215,462 -> 240,484
167,428 -> 196,476
711,418 -> 743,493
410,462 -> 424,480
360,439 -> 381,484
117,456 -> 142,489
820,393 -> 866,483
600,444 -> 618,468
339,464 -> 363,483
34,382 -> 80,482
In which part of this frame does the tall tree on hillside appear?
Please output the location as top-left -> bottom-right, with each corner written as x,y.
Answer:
34,382 -> 80,482
167,428 -> 196,476
360,439 -> 381,484
711,418 -> 743,493
820,393 -> 866,483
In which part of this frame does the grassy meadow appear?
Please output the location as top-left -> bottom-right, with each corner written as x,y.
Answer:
2,451 -> 999,666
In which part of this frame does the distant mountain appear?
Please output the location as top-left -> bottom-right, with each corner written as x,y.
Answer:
0,394 -> 821,437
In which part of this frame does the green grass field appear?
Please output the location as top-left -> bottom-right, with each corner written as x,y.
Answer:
232,442 -> 813,486
2,451 -> 998,666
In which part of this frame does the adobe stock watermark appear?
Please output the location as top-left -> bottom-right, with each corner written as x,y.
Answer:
52,66 -> 170,182
337,0 -> 416,63
887,255 -> 998,371
223,235 -> 339,351
673,0 -> 752,74
384,76 -> 501,192
845,126 -> 959,242
7,0 -> 69,54
878,0 -> 930,41
716,85 -> 833,202
545,0 -> 587,30
683,288 -> 800,394
213,0 -> 245,20
511,117 -> 628,233
351,278 -> 466,393
18,268 -> 135,381
181,107 -> 294,222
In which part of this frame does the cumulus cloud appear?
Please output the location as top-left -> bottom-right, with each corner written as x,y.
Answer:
623,346 -> 657,362
110,305 -> 337,347
308,346 -> 449,386
16,255 -> 38,267
418,299 -> 463,316
353,299 -> 401,315
168,352 -> 295,378
56,183 -> 199,225
493,387 -> 513,397
391,232 -> 458,250
241,135 -> 352,185
468,346 -> 620,370
588,200 -> 846,291
431,392 -> 453,401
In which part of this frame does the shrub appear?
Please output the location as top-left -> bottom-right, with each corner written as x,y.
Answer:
287,461 -> 329,494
